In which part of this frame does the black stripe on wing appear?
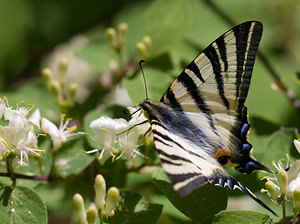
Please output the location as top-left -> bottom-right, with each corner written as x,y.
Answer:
233,22 -> 262,111
203,44 -> 230,110
177,72 -> 211,113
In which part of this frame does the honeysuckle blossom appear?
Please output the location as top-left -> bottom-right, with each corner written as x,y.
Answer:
88,109 -> 151,164
118,108 -> 151,160
262,141 -> 300,214
89,116 -> 128,164
0,99 -> 42,167
42,116 -> 77,151
43,35 -> 96,103
104,86 -> 133,107
28,109 -> 41,129
294,139 -> 300,154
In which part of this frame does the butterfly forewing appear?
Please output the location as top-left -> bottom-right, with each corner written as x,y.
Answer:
140,21 -> 276,215
160,21 -> 263,169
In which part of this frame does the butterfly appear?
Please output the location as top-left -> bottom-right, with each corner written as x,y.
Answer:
139,21 -> 276,215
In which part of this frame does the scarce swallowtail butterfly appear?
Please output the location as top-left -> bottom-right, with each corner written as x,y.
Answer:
139,21 -> 277,215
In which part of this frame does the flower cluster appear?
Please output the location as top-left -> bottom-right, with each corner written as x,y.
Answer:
0,98 -> 42,167
262,140 -> 300,213
0,97 -> 77,168
42,35 -> 95,104
73,174 -> 120,224
88,108 -> 151,164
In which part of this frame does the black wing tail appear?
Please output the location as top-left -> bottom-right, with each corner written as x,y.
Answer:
210,175 -> 278,216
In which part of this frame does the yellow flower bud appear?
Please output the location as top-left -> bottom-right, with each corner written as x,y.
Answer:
94,174 -> 106,209
106,28 -> 117,49
86,204 -> 98,224
278,168 -> 288,196
136,42 -> 147,60
58,58 -> 69,84
73,193 -> 87,224
293,188 -> 300,212
265,181 -> 279,200
118,23 -> 128,46
105,187 -> 119,216
142,36 -> 152,51
42,68 -> 53,89
51,80 -> 63,104
68,83 -> 78,105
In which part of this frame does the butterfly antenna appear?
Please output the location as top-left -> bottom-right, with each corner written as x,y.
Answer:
139,60 -> 148,100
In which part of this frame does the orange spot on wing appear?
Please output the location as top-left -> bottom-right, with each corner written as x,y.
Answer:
214,148 -> 231,160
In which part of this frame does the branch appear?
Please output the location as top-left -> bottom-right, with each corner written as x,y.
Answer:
0,172 -> 49,181
203,0 -> 300,114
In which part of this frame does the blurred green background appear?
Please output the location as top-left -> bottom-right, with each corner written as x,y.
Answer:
1,0 -> 300,223
1,0 -> 300,125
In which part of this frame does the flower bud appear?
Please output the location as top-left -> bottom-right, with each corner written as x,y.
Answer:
68,83 -> 78,106
136,42 -> 147,60
42,68 -> 53,89
142,36 -> 152,51
293,188 -> 300,212
94,174 -> 106,209
73,193 -> 86,224
278,168 -> 288,196
265,181 -> 279,200
51,80 -> 63,104
105,187 -> 119,216
118,23 -> 128,46
86,204 -> 98,224
106,28 -> 117,49
58,58 -> 69,84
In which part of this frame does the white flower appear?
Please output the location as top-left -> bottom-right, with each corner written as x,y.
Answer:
89,116 -> 128,164
294,139 -> 300,154
28,109 -> 41,129
0,98 -> 5,119
104,86 -> 133,107
287,160 -> 300,200
0,100 -> 42,167
128,107 -> 151,135
43,35 -> 95,103
88,110 -> 151,164
42,116 -> 77,150
118,108 -> 151,160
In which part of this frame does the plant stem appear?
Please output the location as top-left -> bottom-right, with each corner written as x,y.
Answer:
0,172 -> 49,181
49,150 -> 58,178
6,157 -> 16,189
292,211 -> 298,224
282,200 -> 286,224
99,209 -> 104,224
37,157 -> 45,176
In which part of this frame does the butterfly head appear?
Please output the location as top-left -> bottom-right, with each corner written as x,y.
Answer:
139,99 -> 154,120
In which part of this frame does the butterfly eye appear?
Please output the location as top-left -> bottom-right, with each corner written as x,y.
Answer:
217,155 -> 229,165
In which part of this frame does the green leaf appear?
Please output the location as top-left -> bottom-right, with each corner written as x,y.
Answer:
0,79 -> 59,118
55,137 -> 95,178
106,191 -> 163,224
152,169 -> 227,223
143,0 -> 189,57
212,210 -> 274,224
122,67 -> 173,104
0,183 -> 47,224
263,128 -> 300,167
